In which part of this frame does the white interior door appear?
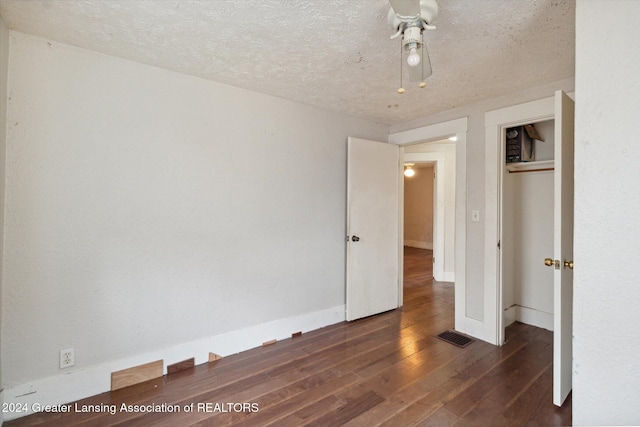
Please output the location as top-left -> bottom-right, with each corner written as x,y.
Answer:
346,137 -> 400,321
553,90 -> 575,406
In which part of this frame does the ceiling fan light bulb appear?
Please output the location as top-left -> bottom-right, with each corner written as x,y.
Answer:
407,47 -> 420,67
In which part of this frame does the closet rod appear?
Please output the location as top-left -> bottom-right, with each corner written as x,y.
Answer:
508,167 -> 554,174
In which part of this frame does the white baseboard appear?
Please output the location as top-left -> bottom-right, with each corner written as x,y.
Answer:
504,305 -> 517,327
453,306 -> 552,348
404,240 -> 433,250
516,306 -> 553,331
1,305 -> 345,422
441,271 -> 455,282
433,271 -> 454,283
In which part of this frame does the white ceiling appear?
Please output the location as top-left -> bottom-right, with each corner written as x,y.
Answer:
0,0 -> 575,126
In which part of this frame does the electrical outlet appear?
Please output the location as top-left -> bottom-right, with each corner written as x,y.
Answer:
60,348 -> 75,369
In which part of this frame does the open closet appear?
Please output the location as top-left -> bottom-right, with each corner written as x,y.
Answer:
486,91 -> 574,406
502,119 -> 555,330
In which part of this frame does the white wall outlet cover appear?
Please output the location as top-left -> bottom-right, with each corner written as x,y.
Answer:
60,348 -> 75,369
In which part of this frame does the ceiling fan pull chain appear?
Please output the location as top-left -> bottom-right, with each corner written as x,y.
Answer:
398,39 -> 405,94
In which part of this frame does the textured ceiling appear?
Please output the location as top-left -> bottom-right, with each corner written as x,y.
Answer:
0,0 -> 575,125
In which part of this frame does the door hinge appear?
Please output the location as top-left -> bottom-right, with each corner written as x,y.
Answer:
432,257 -> 435,263
497,240 -> 501,249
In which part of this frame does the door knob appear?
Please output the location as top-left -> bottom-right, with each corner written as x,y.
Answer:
544,258 -> 554,267
564,260 -> 574,269
351,235 -> 360,242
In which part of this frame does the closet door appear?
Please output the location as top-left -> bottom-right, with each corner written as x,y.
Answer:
553,90 -> 575,407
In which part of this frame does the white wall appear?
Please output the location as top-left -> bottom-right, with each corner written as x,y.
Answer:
404,165 -> 434,249
0,14 -> 10,423
502,171 -> 554,327
391,77 -> 574,321
573,1 -> 640,424
531,120 -> 555,162
1,31 -> 387,415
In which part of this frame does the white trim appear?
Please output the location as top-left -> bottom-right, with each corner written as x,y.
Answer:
517,306 -> 554,331
459,317 -> 485,341
388,117 -> 468,336
389,117 -> 468,145
1,305 -> 345,422
404,240 -> 433,250
484,96 -> 555,345
504,305 -> 517,327
397,147 -> 405,308
503,305 -> 554,331
442,271 -> 455,283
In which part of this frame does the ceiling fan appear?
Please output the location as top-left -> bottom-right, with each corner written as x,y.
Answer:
388,0 -> 438,91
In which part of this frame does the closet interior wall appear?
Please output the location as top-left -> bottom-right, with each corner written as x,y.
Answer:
502,119 -> 556,330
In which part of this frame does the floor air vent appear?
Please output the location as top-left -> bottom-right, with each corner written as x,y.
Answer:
436,330 -> 474,348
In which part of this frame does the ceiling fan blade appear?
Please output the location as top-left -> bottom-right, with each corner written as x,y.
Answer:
389,0 -> 421,17
408,57 -> 422,82
422,42 -> 433,79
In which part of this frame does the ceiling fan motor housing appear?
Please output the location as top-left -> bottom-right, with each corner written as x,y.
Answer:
387,0 -> 439,32
403,26 -> 422,50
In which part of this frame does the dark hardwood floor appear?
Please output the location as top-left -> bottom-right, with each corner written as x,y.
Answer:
7,247 -> 571,426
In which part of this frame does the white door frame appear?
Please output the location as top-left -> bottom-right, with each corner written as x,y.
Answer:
389,117 -> 469,333
484,96 -> 556,345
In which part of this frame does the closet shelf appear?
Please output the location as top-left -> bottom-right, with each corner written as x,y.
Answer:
506,160 -> 554,173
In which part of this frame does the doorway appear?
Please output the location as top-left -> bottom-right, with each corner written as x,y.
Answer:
403,162 -> 435,254
403,161 -> 436,298
389,116 -> 469,335
501,119 -> 555,331
403,141 -> 455,285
